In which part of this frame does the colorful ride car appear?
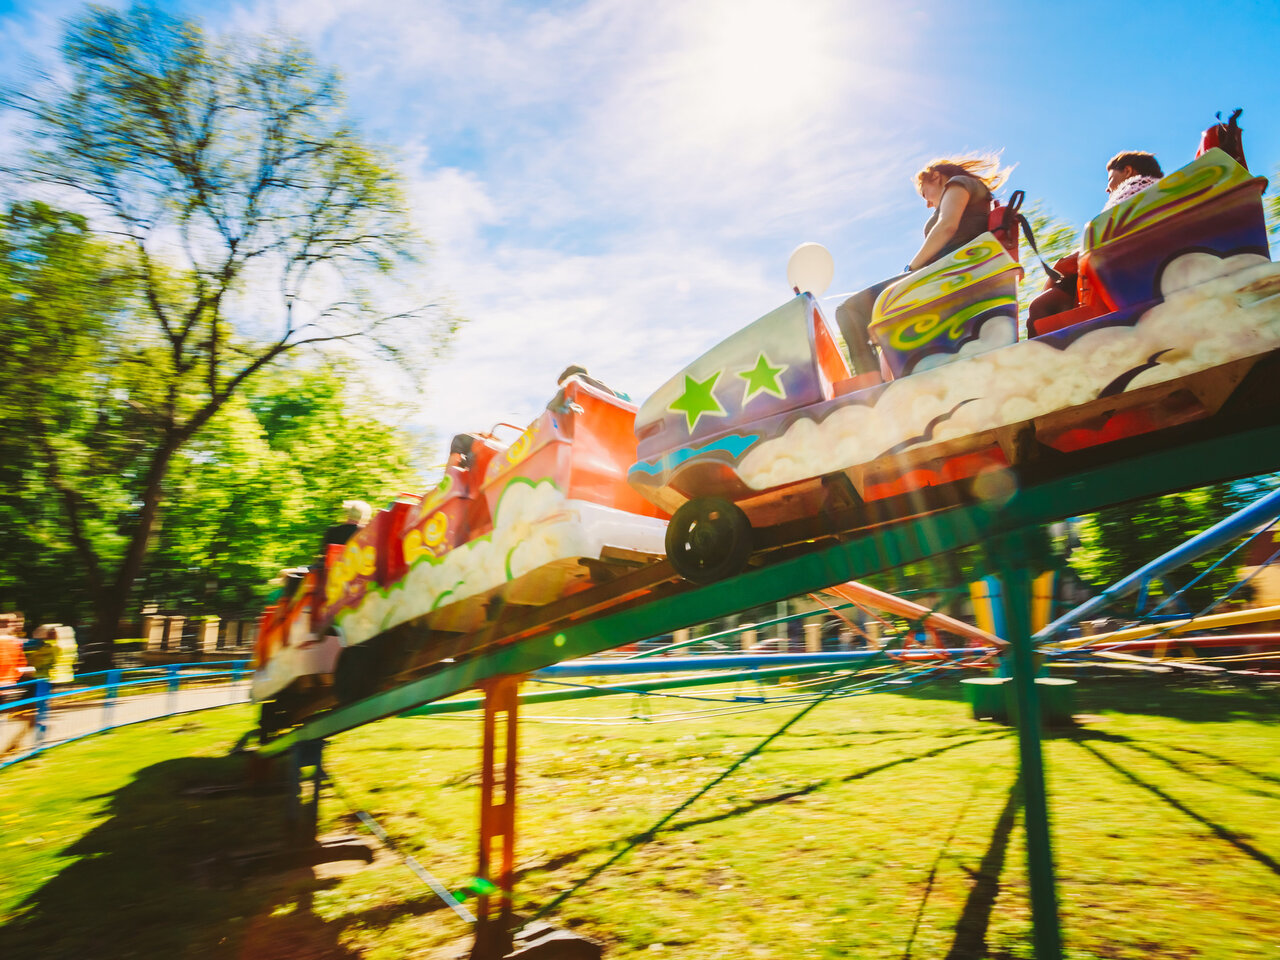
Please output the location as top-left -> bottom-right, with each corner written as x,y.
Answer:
629,148 -> 1279,583
252,375 -> 670,724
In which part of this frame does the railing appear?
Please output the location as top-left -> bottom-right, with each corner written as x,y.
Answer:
0,660 -> 251,770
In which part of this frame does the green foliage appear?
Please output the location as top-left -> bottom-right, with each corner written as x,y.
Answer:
0,202 -> 140,624
0,204 -> 122,422
1016,203 -> 1080,333
141,363 -> 426,614
0,5 -> 454,650
1068,480 -> 1277,613
864,543 -> 987,614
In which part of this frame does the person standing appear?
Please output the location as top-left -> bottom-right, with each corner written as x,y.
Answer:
0,613 -> 36,759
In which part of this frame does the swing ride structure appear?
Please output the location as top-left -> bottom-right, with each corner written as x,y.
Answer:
248,123 -> 1280,959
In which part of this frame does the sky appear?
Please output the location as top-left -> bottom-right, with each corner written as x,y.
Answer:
2,0 -> 1279,456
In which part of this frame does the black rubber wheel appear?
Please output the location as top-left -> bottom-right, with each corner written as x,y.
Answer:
334,643 -> 383,704
665,496 -> 753,584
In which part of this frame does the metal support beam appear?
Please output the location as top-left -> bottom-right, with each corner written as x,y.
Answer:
990,531 -> 1063,960
406,653 -> 969,718
1036,485 -> 1280,642
261,421 -> 1280,758
287,739 -> 325,848
471,675 -> 521,960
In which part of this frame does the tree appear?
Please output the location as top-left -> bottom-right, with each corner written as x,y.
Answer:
1,5 -> 453,664
0,202 -> 137,628
140,363 -> 426,616
1016,204 -> 1079,336
1068,480 -> 1276,615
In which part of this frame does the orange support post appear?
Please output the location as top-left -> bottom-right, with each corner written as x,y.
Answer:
471,674 -> 523,959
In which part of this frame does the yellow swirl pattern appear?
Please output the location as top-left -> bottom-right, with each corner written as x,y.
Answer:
403,511 -> 450,566
873,236 -> 1019,325
422,512 -> 449,548
488,421 -> 540,483
885,297 -> 1013,352
325,542 -> 377,605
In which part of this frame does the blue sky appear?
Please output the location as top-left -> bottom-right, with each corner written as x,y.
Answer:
2,0 -> 1278,450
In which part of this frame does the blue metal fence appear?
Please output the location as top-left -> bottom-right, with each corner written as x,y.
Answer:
0,660 -> 251,770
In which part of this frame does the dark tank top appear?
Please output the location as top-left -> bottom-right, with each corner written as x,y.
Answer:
922,174 -> 992,264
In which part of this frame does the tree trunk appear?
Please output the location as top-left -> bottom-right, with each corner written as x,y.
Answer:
82,437 -> 180,671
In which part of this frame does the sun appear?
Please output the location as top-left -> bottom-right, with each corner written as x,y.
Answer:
671,0 -> 850,143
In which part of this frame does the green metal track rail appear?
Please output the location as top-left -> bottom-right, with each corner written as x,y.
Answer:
258,418 -> 1280,757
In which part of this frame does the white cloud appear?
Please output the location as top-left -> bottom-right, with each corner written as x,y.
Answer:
8,0 -> 946,463
236,0 -> 937,451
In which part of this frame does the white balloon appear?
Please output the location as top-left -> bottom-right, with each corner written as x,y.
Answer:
786,242 -> 834,297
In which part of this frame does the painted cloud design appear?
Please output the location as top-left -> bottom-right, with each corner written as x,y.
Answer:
336,480 -> 665,647
738,253 -> 1280,491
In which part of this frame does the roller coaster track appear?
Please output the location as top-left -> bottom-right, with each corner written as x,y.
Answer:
259,373 -> 1280,758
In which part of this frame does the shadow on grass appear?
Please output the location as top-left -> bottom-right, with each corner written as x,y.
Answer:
1157,741 -> 1280,788
1048,726 -> 1280,800
943,783 -> 1020,960
663,735 -> 1008,837
0,754 -> 426,959
1074,740 -> 1280,878
538,726 -> 1006,783
901,769 -> 1015,960
519,734 -> 1008,882
896,671 -> 1280,724
1116,741 -> 1280,802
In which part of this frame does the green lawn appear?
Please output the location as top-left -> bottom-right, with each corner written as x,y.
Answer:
1,674 -> 1277,959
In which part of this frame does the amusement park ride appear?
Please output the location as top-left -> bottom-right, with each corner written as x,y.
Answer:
254,140 -> 1279,733
250,122 -> 1280,958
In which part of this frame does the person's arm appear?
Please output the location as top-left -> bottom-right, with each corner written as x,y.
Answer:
906,183 -> 969,271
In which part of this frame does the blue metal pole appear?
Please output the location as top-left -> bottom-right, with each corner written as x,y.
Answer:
32,679 -> 50,748
538,649 -> 984,677
166,664 -> 179,714
103,669 -> 121,729
1036,486 -> 1280,642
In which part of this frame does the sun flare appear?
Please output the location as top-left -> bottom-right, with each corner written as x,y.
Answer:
671,0 -> 853,143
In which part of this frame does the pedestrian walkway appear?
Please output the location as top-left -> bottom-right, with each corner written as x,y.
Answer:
1,679 -> 250,765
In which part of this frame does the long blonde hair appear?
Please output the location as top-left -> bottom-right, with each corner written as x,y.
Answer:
914,154 -> 1011,193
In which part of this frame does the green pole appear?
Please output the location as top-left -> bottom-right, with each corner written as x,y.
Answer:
991,530 -> 1063,960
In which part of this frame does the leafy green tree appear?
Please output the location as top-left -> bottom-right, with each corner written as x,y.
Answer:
0,202 -> 137,628
1016,203 -> 1079,335
140,363 -> 425,615
1068,481 -> 1276,615
1,6 -> 453,663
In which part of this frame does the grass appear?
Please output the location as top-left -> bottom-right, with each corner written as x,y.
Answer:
0,672 -> 1278,959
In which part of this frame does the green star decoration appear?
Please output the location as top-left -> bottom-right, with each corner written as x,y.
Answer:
738,352 -> 788,405
669,370 -> 727,431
